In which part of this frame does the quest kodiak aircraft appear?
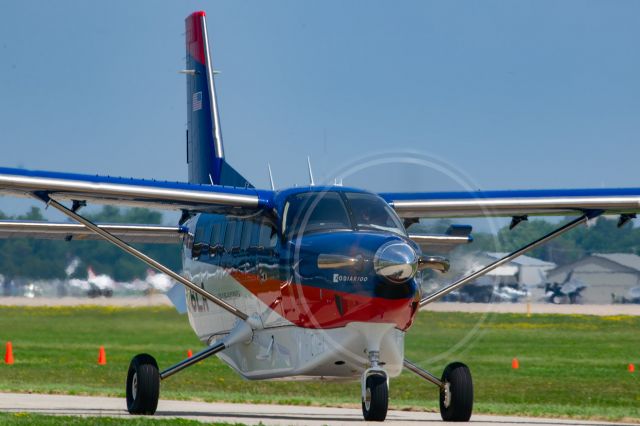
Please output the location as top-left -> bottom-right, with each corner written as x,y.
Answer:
1,11 -> 640,422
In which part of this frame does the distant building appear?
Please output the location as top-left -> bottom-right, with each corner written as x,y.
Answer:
547,253 -> 640,304
479,252 -> 556,286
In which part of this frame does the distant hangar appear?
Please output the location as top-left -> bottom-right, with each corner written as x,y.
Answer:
547,253 -> 640,304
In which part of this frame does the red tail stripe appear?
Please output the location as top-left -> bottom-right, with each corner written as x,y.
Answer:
186,11 -> 207,65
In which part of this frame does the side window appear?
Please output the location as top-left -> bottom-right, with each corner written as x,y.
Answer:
249,221 -> 261,249
224,220 -> 236,252
211,222 -> 222,245
192,223 -> 206,259
209,221 -> 224,256
240,221 -> 253,250
232,221 -> 243,252
258,221 -> 277,249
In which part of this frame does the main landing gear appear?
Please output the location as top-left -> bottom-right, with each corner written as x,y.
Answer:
404,359 -> 474,422
126,354 -> 160,415
125,320 -> 252,415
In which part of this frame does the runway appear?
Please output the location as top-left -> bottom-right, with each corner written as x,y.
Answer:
0,393 -> 635,426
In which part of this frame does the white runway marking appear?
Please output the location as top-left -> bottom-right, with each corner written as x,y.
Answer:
0,393 -> 634,426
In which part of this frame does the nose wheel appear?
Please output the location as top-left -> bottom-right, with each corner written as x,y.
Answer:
362,373 -> 389,421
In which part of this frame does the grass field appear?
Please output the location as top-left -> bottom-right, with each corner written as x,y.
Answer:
0,412 -> 235,425
0,306 -> 638,422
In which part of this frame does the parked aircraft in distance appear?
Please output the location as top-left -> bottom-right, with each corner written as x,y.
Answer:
1,11 -> 639,422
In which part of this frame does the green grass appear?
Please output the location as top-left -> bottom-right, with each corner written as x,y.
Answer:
0,412 -> 237,425
0,306 -> 638,422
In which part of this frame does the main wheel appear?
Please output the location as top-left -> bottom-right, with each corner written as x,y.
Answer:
361,374 -> 388,421
126,353 -> 160,415
440,362 -> 473,422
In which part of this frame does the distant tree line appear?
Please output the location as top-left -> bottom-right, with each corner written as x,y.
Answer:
0,206 -> 181,282
411,216 -> 640,265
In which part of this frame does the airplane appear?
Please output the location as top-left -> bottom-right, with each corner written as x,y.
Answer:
86,267 -> 116,297
143,269 -> 174,293
65,263 -> 116,298
1,10 -> 640,422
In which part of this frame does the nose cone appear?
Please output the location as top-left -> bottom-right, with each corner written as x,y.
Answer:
374,241 -> 418,283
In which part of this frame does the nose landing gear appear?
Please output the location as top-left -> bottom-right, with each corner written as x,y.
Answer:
361,350 -> 389,421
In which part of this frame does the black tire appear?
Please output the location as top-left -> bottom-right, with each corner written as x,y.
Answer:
361,374 -> 388,421
440,362 -> 473,422
126,353 -> 160,415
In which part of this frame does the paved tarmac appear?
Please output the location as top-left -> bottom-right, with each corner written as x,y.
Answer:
0,393 -> 636,425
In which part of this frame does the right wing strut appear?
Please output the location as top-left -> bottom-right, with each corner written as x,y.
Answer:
419,211 -> 602,307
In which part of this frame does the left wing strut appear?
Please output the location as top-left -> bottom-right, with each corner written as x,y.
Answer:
36,193 -> 251,322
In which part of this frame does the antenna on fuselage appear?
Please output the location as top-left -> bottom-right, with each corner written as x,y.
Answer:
307,156 -> 315,186
268,163 -> 275,190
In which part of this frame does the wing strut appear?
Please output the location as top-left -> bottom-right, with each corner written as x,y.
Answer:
34,194 -> 250,322
419,211 -> 602,307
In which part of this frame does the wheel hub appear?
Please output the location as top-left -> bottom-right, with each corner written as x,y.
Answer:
132,372 -> 138,400
364,388 -> 371,411
443,381 -> 451,408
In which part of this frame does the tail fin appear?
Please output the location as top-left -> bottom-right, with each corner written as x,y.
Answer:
185,11 -> 253,188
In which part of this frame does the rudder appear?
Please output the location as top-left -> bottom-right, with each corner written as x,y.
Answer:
185,11 -> 252,188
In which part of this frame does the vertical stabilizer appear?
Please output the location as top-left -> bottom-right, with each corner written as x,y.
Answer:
185,11 -> 252,188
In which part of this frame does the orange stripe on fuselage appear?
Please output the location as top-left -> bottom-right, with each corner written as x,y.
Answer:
229,271 -> 417,330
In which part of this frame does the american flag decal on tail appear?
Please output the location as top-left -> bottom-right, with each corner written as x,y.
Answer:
192,91 -> 202,111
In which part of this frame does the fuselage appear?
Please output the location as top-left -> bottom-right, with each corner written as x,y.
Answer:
182,186 -> 422,380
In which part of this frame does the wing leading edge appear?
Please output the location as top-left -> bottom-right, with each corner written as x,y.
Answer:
380,188 -> 640,219
0,167 -> 273,215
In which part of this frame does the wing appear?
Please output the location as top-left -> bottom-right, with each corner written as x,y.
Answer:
380,188 -> 640,219
0,167 -> 273,215
0,221 -> 186,244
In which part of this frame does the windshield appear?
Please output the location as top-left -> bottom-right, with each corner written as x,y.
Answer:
283,192 -> 351,238
344,192 -> 406,235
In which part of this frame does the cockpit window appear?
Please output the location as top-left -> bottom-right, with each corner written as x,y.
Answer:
344,192 -> 406,235
283,192 -> 351,238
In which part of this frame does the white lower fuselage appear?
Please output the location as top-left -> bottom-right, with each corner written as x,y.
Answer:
183,256 -> 405,381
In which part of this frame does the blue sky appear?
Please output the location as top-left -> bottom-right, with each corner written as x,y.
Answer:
1,1 -> 639,224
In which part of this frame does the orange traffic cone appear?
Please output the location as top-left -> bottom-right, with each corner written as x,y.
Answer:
628,363 -> 635,373
5,341 -> 14,365
97,346 -> 107,365
511,358 -> 519,369
187,349 -> 193,358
